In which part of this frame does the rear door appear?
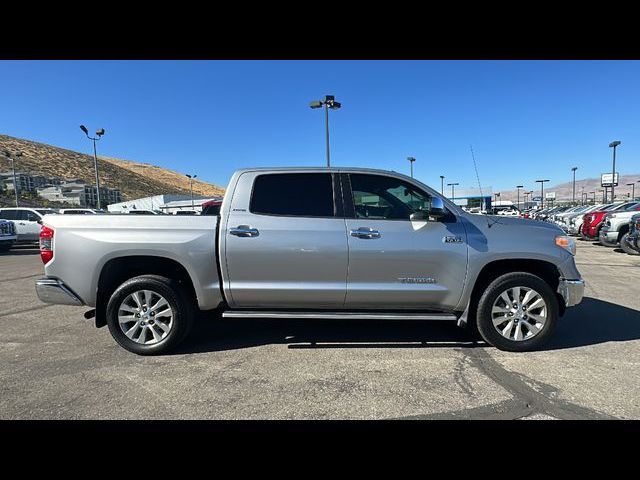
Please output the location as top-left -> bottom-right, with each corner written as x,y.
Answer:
223,171 -> 349,308
18,210 -> 42,241
342,173 -> 468,310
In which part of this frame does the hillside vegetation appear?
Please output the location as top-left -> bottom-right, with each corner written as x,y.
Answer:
0,134 -> 224,201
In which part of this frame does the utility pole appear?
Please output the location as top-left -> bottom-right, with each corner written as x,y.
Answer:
571,167 -> 577,204
440,175 -> 445,195
309,95 -> 342,167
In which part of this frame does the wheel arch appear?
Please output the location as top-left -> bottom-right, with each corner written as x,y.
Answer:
462,258 -> 565,328
95,255 -> 197,328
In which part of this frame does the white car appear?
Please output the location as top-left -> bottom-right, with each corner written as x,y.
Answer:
0,207 -> 57,242
59,208 -> 98,215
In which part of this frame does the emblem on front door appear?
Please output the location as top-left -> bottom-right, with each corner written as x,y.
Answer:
443,236 -> 464,243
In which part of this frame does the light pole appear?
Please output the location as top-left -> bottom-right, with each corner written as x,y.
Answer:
590,191 -> 596,204
1,149 -> 21,207
309,95 -> 342,167
186,174 -> 197,210
627,183 -> 636,201
440,175 -> 445,195
447,182 -> 459,201
80,125 -> 105,209
571,167 -> 578,204
536,179 -> 550,209
581,185 -> 585,205
608,140 -> 621,202
516,185 -> 523,210
407,157 -> 416,178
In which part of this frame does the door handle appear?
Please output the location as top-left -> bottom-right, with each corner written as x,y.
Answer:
350,227 -> 381,239
229,226 -> 260,237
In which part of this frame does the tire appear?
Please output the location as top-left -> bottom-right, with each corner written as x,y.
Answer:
106,274 -> 195,355
620,233 -> 640,256
476,272 -> 559,352
0,244 -> 11,253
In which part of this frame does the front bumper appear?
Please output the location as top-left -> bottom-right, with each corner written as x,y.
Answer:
35,278 -> 84,306
557,278 -> 585,308
627,231 -> 640,250
599,227 -> 618,243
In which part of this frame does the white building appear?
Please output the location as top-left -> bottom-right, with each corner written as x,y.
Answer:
107,194 -> 221,213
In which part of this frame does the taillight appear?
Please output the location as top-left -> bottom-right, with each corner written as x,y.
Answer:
40,225 -> 54,264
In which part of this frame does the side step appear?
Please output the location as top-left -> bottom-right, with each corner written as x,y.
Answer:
222,311 -> 458,321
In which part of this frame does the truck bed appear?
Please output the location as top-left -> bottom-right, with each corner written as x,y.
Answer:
41,214 -> 223,310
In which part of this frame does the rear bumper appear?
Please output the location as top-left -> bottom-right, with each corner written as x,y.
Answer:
35,278 -> 84,306
599,227 -> 618,243
557,278 -> 585,308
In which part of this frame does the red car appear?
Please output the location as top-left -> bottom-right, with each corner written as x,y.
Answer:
581,202 -> 637,240
201,199 -> 223,216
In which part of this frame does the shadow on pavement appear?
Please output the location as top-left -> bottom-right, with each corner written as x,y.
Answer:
3,246 -> 40,256
547,297 -> 640,350
174,297 -> 640,354
173,316 -> 485,355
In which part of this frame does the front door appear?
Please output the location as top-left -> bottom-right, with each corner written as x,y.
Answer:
223,171 -> 348,309
343,173 -> 468,310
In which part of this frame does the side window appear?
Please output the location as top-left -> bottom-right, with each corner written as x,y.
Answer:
250,173 -> 334,217
349,174 -> 431,220
25,211 -> 40,222
0,210 -> 17,220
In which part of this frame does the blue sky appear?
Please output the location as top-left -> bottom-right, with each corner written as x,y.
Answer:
1,60 -> 639,192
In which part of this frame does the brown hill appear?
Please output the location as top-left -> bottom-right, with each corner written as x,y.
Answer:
0,134 -> 225,201
496,174 -> 640,203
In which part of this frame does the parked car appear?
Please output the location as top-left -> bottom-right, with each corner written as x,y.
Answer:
600,202 -> 640,249
0,207 -> 56,242
581,202 -> 637,241
59,209 -> 98,215
126,210 -> 160,215
0,217 -> 17,252
566,204 -> 604,236
623,213 -> 640,255
201,199 -> 222,216
35,167 -> 584,355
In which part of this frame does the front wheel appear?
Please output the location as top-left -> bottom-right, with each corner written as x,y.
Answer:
106,275 -> 195,355
620,233 -> 640,256
476,272 -> 559,352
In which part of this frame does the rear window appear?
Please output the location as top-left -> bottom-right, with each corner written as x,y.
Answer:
250,173 -> 334,217
0,210 -> 18,220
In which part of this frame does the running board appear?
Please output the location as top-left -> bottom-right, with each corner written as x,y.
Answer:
222,311 -> 458,321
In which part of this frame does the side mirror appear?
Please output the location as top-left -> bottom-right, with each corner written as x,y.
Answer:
428,196 -> 446,220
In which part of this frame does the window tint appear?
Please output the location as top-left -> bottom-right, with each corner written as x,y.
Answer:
349,174 -> 431,220
0,210 -> 18,220
250,173 -> 334,217
25,211 -> 40,222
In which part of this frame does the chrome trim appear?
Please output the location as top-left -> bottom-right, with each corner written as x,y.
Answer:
35,278 -> 84,306
350,228 -> 381,239
557,278 -> 585,308
229,226 -> 260,237
222,311 -> 457,320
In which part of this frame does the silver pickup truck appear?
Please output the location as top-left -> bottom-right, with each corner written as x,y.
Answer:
35,167 -> 585,355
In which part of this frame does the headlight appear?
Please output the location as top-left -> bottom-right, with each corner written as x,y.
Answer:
555,235 -> 576,255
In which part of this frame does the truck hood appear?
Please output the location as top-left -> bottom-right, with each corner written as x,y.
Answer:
462,213 -> 564,234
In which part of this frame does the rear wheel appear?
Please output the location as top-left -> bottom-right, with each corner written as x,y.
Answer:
476,272 -> 559,352
106,275 -> 194,355
620,233 -> 640,255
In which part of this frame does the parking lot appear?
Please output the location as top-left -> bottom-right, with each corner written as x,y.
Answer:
1,240 -> 639,419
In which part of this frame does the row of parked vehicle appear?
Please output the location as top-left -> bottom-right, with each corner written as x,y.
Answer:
0,201 -> 224,250
525,202 -> 640,255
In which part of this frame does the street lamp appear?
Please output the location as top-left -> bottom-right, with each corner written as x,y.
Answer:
440,175 -> 445,195
535,179 -> 550,208
571,167 -> 578,204
309,95 -> 342,168
407,157 -> 416,178
1,149 -> 21,207
627,183 -> 636,201
516,185 -> 523,210
186,174 -> 197,210
608,140 -> 621,202
80,125 -> 105,209
447,182 -> 459,201
590,191 -> 596,204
